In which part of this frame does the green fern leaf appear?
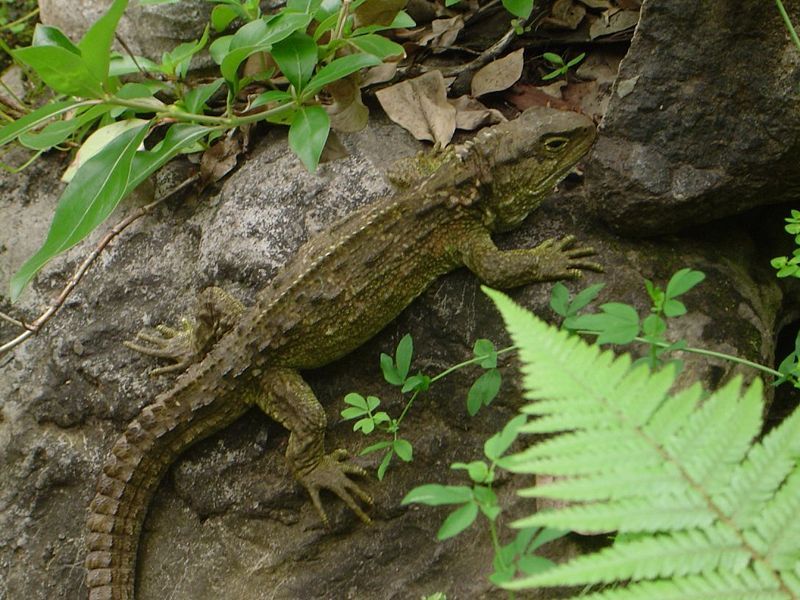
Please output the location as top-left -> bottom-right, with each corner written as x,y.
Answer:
483,287 -> 800,599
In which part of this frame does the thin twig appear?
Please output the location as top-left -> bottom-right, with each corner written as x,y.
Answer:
0,174 -> 200,356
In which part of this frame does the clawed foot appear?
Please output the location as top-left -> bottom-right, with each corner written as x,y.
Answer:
124,319 -> 198,376
537,234 -> 603,279
296,449 -> 373,526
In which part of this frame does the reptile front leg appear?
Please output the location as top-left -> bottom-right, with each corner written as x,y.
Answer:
460,228 -> 602,287
125,286 -> 245,375
254,367 -> 373,525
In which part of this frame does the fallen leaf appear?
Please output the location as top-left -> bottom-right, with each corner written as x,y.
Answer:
354,0 -> 408,27
589,9 -> 639,39
201,134 -> 242,182
576,0 -> 613,7
542,0 -> 587,30
449,95 -> 506,130
376,70 -> 456,145
416,16 -> 465,52
506,83 -> 572,112
361,62 -> 398,87
471,48 -> 525,97
327,77 -> 370,133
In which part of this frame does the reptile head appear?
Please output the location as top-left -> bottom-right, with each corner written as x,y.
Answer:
464,107 -> 596,232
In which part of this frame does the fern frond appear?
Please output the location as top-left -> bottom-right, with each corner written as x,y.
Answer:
483,288 -> 800,599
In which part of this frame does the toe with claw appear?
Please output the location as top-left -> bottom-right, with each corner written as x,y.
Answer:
296,449 -> 373,526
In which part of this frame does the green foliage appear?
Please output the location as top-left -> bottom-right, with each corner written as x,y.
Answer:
541,51 -> 585,81
3,0 -> 409,300
485,286 -> 800,598
403,415 -> 566,584
553,268 -> 800,387
341,334 -> 510,479
555,268 -> 704,371
771,210 -> 800,279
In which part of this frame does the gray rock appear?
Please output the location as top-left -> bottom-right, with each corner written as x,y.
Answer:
39,0 -> 212,63
587,0 -> 800,235
0,109 -> 786,598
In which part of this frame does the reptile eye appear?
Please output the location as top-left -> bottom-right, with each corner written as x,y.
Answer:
544,137 -> 569,152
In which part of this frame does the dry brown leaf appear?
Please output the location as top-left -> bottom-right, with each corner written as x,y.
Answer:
471,48 -> 525,97
327,77 -> 370,133
354,0 -> 408,27
449,95 -> 506,130
319,131 -> 349,164
200,134 -> 242,183
576,0 -> 613,7
589,9 -> 639,39
542,0 -> 587,30
361,62 -> 398,87
376,70 -> 456,145
506,83 -> 572,112
417,16 -> 465,52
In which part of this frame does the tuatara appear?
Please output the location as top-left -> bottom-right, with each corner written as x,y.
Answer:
84,106 -> 600,599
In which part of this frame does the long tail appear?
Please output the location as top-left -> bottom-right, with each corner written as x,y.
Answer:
84,374 -> 249,600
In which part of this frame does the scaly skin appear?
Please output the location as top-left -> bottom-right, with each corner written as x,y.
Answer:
85,107 -> 599,599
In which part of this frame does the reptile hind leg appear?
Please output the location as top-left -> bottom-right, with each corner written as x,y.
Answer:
255,367 -> 372,525
126,286 -> 245,375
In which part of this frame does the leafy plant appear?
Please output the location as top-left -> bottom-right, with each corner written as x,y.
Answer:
771,210 -> 800,279
2,0 -> 409,300
553,267 -> 800,387
541,51 -> 585,81
341,334 -> 511,479
485,285 -> 800,598
403,415 -> 567,586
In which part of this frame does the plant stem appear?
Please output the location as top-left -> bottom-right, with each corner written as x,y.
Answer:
0,7 -> 39,32
431,346 -> 517,384
104,95 -> 294,127
576,330 -> 784,379
332,0 -> 352,42
776,0 -> 800,53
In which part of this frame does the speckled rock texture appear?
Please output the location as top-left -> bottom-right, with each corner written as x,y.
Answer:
0,115 -> 786,599
587,0 -> 800,235
0,0 -> 795,598
39,0 -> 211,63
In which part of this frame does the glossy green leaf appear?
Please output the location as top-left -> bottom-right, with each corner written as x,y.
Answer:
0,99 -> 94,147
10,122 -> 149,300
502,0 -> 533,18
665,268 -> 706,299
249,90 -> 293,110
549,282 -> 570,317
393,438 -> 413,462
467,368 -> 501,416
402,484 -> 473,506
181,78 -> 225,114
484,414 -> 526,461
437,502 -> 478,540
473,338 -> 497,368
13,46 -> 104,97
569,302 -> 641,345
78,0 -> 129,86
395,334 -> 413,380
271,31 -> 318,92
302,53 -> 381,99
220,13 -> 312,90
17,104 -> 111,151
211,4 -> 239,31
288,104 -> 329,171
124,123 -> 212,193
32,24 -> 80,54
380,352 -> 403,385
348,34 -> 404,60
570,282 -> 605,313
